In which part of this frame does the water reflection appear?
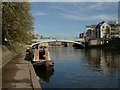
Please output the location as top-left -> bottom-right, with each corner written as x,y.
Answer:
34,67 -> 54,83
83,49 -> 120,75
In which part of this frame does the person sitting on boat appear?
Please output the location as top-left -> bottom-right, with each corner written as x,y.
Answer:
39,46 -> 46,60
25,47 -> 34,63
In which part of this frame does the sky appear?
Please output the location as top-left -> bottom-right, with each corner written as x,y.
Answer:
29,0 -> 120,2
30,2 -> 118,39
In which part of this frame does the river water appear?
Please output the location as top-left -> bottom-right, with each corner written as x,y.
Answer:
35,47 -> 120,89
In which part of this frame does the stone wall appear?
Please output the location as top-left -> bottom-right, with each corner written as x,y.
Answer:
1,45 -> 24,67
0,45 -> 2,90
2,46 -> 16,67
0,45 -> 2,67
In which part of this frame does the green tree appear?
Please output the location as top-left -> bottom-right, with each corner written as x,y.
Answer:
2,2 -> 33,45
0,2 -> 2,44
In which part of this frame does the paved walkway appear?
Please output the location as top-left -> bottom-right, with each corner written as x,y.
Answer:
2,50 -> 41,90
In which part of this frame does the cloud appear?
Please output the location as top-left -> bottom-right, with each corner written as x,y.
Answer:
94,0 -> 119,2
32,12 -> 48,16
30,2 -> 118,22
90,14 -> 117,21
62,14 -> 88,21
55,3 -> 118,22
51,3 -> 117,22
61,13 -> 117,22
88,3 -> 105,10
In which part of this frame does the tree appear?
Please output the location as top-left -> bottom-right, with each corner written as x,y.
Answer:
0,2 -> 2,44
2,2 -> 34,45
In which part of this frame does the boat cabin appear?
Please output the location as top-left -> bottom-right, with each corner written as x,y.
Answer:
31,44 -> 54,67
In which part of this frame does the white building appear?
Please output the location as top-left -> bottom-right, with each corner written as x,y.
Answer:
86,25 -> 96,39
85,25 -> 96,43
96,21 -> 111,39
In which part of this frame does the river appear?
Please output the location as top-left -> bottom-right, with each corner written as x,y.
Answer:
35,47 -> 120,89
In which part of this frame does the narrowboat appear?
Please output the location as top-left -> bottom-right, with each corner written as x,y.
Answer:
32,45 -> 54,70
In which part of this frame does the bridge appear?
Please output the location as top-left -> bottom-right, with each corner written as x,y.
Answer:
30,38 -> 85,48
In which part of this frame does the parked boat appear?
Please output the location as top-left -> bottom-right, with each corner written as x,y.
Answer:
31,44 -> 54,70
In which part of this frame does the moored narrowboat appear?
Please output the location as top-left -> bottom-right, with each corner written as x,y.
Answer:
31,44 -> 54,70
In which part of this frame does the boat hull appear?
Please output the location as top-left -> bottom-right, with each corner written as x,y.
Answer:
32,60 -> 54,71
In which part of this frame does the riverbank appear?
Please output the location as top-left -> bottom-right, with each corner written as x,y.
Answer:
2,50 -> 41,89
88,43 -> 120,49
1,44 -> 24,67
1,44 -> 41,89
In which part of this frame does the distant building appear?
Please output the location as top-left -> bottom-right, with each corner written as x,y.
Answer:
79,33 -> 86,38
96,21 -> 111,39
83,21 -> 120,46
109,23 -> 120,38
40,36 -> 54,39
85,25 -> 96,42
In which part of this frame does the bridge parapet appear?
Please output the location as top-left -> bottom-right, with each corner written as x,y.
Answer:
31,39 -> 85,48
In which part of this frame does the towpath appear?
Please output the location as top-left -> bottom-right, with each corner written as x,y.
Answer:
2,50 -> 41,90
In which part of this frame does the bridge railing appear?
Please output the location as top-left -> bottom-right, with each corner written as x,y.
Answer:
31,39 -> 85,48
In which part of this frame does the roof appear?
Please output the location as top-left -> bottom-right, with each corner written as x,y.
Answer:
86,25 -> 96,28
109,24 -> 120,27
96,21 -> 105,29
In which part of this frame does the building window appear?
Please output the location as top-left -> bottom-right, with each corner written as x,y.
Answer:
106,26 -> 109,29
103,26 -> 104,29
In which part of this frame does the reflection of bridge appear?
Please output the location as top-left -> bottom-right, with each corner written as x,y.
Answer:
31,39 -> 85,48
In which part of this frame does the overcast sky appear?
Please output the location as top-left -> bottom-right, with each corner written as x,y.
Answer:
30,2 -> 118,39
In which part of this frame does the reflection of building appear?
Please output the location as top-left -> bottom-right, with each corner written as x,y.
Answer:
83,49 -> 120,75
100,50 -> 120,75
83,49 -> 101,69
100,50 -> 109,75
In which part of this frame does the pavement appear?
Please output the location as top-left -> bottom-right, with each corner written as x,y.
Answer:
2,50 -> 41,90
